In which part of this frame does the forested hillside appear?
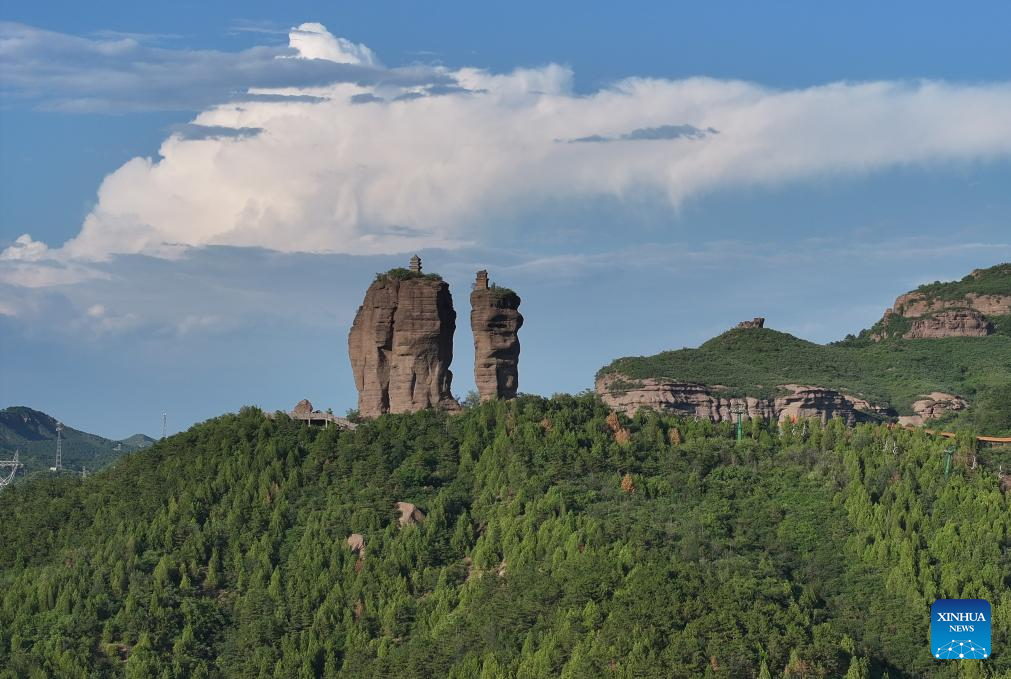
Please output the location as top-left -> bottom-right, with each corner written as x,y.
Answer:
0,406 -> 153,478
1,397 -> 1009,678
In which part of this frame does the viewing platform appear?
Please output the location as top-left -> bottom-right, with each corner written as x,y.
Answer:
283,399 -> 356,429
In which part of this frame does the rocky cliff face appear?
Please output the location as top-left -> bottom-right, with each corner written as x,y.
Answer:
903,310 -> 992,339
595,373 -> 884,425
470,271 -> 523,401
348,272 -> 460,418
874,288 -> 1009,340
892,291 -> 1011,318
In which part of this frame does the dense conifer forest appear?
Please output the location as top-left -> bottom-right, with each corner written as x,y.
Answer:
1,396 -> 1009,678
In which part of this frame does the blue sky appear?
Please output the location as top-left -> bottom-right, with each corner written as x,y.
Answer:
2,1 -> 1011,440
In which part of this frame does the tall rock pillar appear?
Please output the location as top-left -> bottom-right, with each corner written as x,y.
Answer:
348,258 -> 461,418
470,270 -> 523,401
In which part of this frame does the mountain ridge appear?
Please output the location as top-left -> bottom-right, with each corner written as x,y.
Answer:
0,406 -> 154,477
597,262 -> 1011,431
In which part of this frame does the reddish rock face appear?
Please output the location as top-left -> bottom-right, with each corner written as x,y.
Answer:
893,291 -> 1011,318
874,289 -> 1008,340
348,276 -> 460,418
902,310 -> 993,339
595,373 -> 884,425
470,272 -> 523,402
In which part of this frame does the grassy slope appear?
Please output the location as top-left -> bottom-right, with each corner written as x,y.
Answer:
599,328 -> 1011,414
598,263 -> 1011,417
910,262 -> 1011,301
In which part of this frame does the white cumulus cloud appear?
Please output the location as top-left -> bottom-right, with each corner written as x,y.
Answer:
287,22 -> 378,66
0,234 -> 50,261
6,23 -> 1011,268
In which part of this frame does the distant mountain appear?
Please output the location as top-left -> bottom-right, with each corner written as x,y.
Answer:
597,263 -> 1011,433
0,406 -> 152,479
118,433 -> 157,449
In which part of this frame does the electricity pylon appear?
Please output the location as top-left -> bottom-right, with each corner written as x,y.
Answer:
51,422 -> 64,472
1,449 -> 22,490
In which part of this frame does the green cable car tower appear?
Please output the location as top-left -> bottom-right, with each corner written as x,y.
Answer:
731,405 -> 747,442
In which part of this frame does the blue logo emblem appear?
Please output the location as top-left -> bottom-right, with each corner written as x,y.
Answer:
931,599 -> 991,660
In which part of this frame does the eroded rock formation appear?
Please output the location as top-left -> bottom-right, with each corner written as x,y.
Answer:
892,291 -> 1011,318
737,317 -> 766,329
347,533 -> 365,556
903,310 -> 993,339
470,270 -> 523,401
596,373 -> 886,425
395,502 -> 426,527
874,287 -> 1009,340
348,259 -> 461,418
897,392 -> 969,426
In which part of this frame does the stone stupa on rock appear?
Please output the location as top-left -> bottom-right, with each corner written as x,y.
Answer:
347,255 -> 461,418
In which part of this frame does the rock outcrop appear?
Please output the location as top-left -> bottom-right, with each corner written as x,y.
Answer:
737,317 -> 765,329
596,373 -> 885,425
873,283 -> 1010,340
896,392 -> 969,426
903,310 -> 992,339
395,502 -> 425,527
470,270 -> 523,401
892,291 -> 1011,318
348,259 -> 461,418
347,533 -> 365,556
292,399 -> 313,417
